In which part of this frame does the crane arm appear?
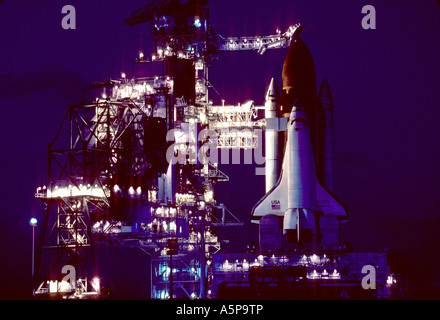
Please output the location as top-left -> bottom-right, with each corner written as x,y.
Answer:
217,24 -> 302,54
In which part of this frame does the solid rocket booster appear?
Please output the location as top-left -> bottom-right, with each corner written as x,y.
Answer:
317,77 -> 334,192
264,78 -> 282,192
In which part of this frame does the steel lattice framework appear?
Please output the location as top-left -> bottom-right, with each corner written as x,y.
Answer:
33,74 -> 243,299
33,81 -> 155,297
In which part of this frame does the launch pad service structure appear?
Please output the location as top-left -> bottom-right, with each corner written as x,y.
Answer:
32,0 -> 404,300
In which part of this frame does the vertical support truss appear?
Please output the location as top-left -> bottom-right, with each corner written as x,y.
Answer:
33,197 -> 105,298
33,78 -> 166,298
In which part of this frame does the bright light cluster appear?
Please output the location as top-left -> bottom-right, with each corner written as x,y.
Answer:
36,184 -> 109,199
218,253 -> 337,276
176,193 -> 196,205
386,274 -> 397,287
308,269 -> 340,280
111,76 -> 173,100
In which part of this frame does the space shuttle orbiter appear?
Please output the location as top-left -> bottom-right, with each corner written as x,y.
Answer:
252,33 -> 348,245
251,104 -> 347,243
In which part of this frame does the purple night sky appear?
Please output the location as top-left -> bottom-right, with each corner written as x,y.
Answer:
0,0 -> 439,299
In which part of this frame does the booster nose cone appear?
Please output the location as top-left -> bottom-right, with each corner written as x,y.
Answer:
281,37 -> 316,116
265,77 -> 281,102
318,77 -> 333,108
265,78 -> 281,116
